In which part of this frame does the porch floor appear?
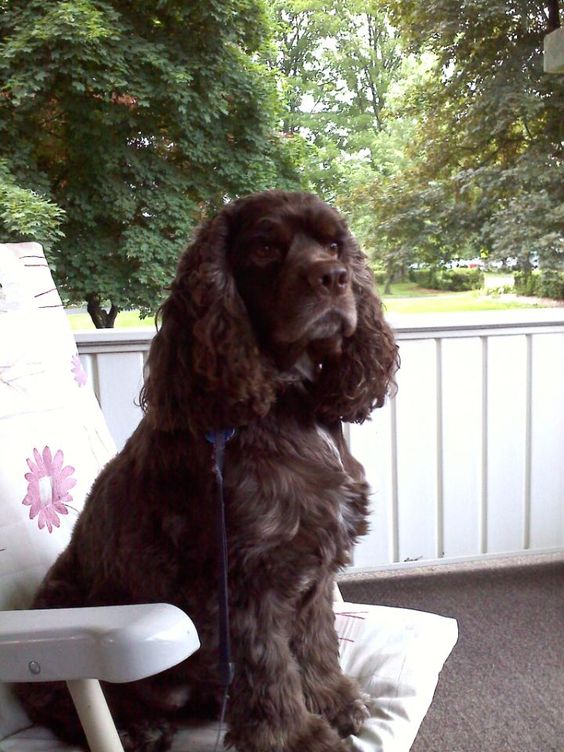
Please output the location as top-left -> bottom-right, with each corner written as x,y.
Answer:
339,552 -> 564,752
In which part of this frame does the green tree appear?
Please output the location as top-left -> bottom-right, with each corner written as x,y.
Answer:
0,0 -> 299,326
360,0 -> 564,275
0,160 -> 64,251
270,0 -> 406,202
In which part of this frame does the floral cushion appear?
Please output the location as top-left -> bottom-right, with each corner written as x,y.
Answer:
0,244 -> 116,740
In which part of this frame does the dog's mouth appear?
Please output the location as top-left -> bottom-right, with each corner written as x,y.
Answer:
309,308 -> 357,341
307,333 -> 344,361
270,307 -> 357,374
273,303 -> 357,346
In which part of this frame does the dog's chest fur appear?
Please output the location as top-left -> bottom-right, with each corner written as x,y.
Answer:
223,412 -> 369,577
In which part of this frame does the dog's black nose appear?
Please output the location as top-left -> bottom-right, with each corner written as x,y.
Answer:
308,261 -> 350,295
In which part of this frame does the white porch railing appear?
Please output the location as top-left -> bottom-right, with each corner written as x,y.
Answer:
75,309 -> 564,570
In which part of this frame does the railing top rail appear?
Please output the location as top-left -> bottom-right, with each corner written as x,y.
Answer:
388,309 -> 564,339
74,327 -> 155,352
73,309 -> 564,351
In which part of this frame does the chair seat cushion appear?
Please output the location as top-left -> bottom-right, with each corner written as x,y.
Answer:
0,602 -> 458,752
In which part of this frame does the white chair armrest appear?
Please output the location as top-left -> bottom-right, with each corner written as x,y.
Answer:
0,603 -> 199,684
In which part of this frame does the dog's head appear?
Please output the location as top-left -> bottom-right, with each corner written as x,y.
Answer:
142,190 -> 398,432
227,191 -> 357,374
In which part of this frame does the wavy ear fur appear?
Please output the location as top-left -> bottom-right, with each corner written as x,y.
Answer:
141,209 -> 277,432
312,245 -> 399,424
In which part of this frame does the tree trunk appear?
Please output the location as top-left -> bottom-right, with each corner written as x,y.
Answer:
86,294 -> 119,328
384,260 -> 395,295
547,0 -> 560,32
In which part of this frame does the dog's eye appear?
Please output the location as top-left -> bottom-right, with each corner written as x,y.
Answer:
327,242 -> 340,255
252,243 -> 282,263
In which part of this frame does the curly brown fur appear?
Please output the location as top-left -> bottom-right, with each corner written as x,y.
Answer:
17,191 -> 398,752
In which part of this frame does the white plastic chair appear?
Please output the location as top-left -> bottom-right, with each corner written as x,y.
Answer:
0,242 -> 201,751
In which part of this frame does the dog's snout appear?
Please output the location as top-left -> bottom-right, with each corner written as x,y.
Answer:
307,261 -> 350,296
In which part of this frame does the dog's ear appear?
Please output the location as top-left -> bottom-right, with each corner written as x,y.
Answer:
312,246 -> 399,424
141,207 -> 277,432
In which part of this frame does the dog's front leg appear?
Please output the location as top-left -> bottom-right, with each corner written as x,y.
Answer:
291,577 -> 369,738
225,582 -> 349,752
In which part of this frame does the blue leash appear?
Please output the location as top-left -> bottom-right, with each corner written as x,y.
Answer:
205,429 -> 236,748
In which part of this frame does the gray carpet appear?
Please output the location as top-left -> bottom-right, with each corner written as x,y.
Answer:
339,554 -> 564,752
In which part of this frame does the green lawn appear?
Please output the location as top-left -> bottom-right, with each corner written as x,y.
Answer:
67,274 -> 554,330
379,273 -> 544,315
68,309 -> 156,331
381,289 -> 540,315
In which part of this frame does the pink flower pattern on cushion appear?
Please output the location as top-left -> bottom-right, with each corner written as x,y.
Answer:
71,354 -> 87,387
22,447 -> 77,532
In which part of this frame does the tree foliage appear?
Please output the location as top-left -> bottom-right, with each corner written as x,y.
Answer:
0,159 -> 64,250
2,0 -> 562,319
356,0 -> 564,274
270,0 -> 407,201
0,0 -> 300,326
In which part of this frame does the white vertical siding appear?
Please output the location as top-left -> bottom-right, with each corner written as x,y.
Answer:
529,332 -> 564,549
486,334 -> 529,553
440,337 -> 483,558
349,401 -> 395,567
95,352 -> 145,451
394,339 -> 439,562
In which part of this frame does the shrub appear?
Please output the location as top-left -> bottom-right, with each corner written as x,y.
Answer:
436,268 -> 484,291
409,267 -> 483,292
538,270 -> 564,300
514,271 -> 538,296
514,270 -> 564,300
486,284 -> 514,298
408,268 -> 437,287
372,269 -> 387,286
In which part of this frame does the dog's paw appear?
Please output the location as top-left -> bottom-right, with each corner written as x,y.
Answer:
290,715 -> 350,752
329,693 -> 370,738
226,713 -> 348,752
118,718 -> 175,752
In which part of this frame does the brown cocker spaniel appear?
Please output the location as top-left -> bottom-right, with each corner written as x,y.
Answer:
19,191 -> 399,752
